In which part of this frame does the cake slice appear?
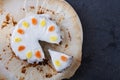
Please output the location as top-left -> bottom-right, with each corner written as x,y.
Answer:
48,49 -> 73,72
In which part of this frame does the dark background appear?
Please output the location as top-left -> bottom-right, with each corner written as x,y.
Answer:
65,0 -> 120,80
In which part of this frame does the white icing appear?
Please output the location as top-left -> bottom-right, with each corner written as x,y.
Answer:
11,14 -> 62,64
48,49 -> 73,72
11,14 -> 73,71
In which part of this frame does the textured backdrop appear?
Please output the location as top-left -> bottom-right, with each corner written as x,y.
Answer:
66,0 -> 120,80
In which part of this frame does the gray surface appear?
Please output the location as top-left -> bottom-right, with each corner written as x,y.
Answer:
66,0 -> 120,80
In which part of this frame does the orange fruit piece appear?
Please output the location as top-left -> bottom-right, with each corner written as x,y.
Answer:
32,18 -> 37,25
49,26 -> 55,32
17,29 -> 24,34
35,51 -> 41,58
61,55 -> 68,62
18,45 -> 25,52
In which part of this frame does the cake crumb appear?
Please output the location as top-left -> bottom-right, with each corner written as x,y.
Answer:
12,17 -> 17,26
5,67 -> 8,70
45,73 -> 52,78
1,14 -> 11,29
1,22 -> 7,29
68,32 -> 71,41
6,14 -> 10,21
3,49 -> 5,52
19,77 -> 25,80
21,66 -> 26,74
0,58 -> 2,60
30,6 -> 35,9
65,44 -> 68,48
